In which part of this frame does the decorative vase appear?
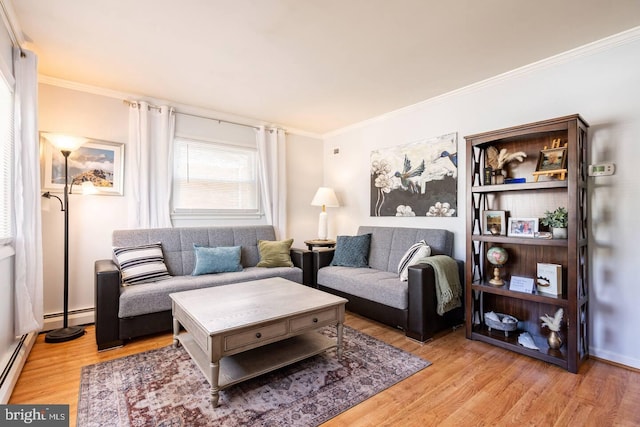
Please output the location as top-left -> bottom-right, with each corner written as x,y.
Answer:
547,330 -> 563,349
552,227 -> 567,239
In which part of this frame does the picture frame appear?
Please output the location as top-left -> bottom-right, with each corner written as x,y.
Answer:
507,217 -> 539,238
536,146 -> 567,172
482,210 -> 507,235
41,132 -> 125,196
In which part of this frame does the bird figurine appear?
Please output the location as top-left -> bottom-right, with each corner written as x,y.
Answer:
394,155 -> 425,193
486,146 -> 527,170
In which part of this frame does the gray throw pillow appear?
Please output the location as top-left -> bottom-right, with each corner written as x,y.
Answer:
330,234 -> 372,268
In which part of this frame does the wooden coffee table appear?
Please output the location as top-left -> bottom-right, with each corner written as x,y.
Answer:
170,277 -> 347,407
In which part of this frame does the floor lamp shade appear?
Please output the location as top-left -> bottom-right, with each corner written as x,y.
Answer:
311,187 -> 339,240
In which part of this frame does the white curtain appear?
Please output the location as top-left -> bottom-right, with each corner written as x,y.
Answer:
13,48 -> 43,336
256,126 -> 287,239
127,101 -> 175,228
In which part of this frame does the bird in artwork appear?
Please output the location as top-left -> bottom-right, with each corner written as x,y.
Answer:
439,150 -> 457,167
394,155 -> 425,193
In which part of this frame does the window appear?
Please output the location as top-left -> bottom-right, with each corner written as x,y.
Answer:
0,72 -> 13,245
172,137 -> 261,216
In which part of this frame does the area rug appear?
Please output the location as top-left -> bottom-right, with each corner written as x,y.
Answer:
77,326 -> 430,426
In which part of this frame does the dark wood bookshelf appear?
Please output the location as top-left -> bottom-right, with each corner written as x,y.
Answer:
465,114 -> 589,373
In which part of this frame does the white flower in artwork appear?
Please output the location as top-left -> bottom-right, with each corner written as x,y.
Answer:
426,202 -> 455,217
374,174 -> 392,192
371,159 -> 392,176
395,205 -> 416,217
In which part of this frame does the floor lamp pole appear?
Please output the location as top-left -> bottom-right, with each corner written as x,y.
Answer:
45,150 -> 85,343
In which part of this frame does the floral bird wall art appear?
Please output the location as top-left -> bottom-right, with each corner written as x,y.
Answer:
371,133 -> 458,217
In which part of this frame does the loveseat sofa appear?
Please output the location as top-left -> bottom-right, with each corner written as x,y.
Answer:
94,225 -> 311,350
313,226 -> 464,342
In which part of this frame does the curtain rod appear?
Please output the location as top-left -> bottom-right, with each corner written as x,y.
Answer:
123,99 -> 273,131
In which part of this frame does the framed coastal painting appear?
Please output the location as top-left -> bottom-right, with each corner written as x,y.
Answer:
370,133 -> 458,217
40,133 -> 124,195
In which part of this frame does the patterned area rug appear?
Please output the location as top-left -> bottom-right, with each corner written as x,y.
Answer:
77,326 -> 430,426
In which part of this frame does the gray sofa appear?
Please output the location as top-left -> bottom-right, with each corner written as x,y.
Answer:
94,225 -> 312,350
313,226 -> 464,342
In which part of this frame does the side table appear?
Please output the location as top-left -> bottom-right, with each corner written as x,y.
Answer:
304,239 -> 336,251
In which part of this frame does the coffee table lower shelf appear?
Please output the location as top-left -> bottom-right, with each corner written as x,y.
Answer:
177,330 -> 337,391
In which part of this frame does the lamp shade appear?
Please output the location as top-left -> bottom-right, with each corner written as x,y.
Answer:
311,187 -> 339,208
42,133 -> 87,152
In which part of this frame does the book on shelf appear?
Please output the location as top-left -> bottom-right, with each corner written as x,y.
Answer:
536,263 -> 562,295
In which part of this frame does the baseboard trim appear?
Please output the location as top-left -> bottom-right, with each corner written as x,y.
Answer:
0,331 -> 37,404
43,308 -> 95,331
589,346 -> 640,371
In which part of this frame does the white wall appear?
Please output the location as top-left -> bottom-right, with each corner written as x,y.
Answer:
322,31 -> 640,369
38,83 -> 323,327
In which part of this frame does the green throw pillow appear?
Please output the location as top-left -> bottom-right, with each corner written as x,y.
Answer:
256,239 -> 294,268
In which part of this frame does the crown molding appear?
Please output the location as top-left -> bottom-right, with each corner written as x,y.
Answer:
323,25 -> 640,139
38,75 -> 322,139
0,0 -> 25,47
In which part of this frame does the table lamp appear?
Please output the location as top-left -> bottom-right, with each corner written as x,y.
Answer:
310,187 -> 339,240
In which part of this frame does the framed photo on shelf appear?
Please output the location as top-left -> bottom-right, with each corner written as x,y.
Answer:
536,146 -> 567,172
41,133 -> 125,196
507,217 -> 539,238
482,210 -> 507,235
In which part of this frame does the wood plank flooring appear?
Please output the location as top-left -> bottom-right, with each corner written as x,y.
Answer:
10,313 -> 640,426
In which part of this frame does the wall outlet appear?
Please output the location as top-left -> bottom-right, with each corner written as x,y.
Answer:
588,163 -> 615,176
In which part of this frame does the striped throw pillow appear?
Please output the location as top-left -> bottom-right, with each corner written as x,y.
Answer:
398,240 -> 431,281
113,242 -> 171,286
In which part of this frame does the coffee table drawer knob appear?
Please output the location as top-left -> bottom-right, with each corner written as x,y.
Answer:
313,318 -> 318,323
255,332 -> 262,339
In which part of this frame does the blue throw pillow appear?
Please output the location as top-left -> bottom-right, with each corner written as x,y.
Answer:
330,234 -> 372,268
192,245 -> 242,276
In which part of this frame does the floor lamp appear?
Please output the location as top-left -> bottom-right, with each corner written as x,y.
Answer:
310,187 -> 340,240
42,133 -> 87,343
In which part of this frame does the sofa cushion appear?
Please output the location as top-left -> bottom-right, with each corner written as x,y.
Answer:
330,234 -> 372,268
113,243 -> 171,286
119,266 -> 303,318
256,239 -> 294,267
357,226 -> 453,273
113,226 -> 277,276
192,245 -> 242,276
317,266 -> 408,310
398,241 -> 431,281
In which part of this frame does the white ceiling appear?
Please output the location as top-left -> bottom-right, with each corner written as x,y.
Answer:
11,1 -> 640,134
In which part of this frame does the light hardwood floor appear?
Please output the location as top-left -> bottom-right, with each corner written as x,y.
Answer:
10,313 -> 640,426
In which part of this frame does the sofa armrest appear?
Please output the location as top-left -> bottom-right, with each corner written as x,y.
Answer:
95,259 -> 123,350
290,248 -> 313,286
406,259 -> 465,341
312,249 -> 335,287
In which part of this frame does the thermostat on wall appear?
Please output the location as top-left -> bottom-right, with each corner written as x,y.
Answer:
588,163 -> 615,176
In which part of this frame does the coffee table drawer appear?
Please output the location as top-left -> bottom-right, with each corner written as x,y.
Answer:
290,307 -> 339,333
224,321 -> 287,352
